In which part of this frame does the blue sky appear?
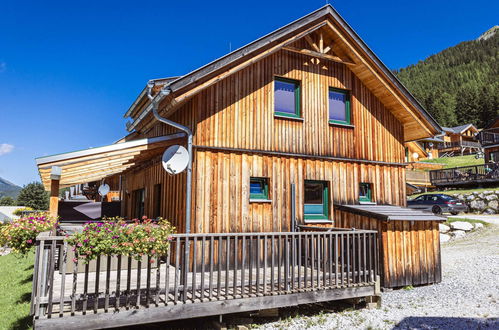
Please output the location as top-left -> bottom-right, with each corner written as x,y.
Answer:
0,0 -> 497,186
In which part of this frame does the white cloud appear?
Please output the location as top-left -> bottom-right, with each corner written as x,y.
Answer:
0,143 -> 14,156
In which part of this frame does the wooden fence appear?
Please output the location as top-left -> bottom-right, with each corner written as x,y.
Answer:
31,230 -> 378,329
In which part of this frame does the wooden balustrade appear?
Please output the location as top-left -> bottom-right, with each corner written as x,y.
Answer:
31,230 -> 378,326
429,163 -> 499,186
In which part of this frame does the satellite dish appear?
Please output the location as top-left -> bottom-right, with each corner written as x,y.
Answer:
98,184 -> 110,197
162,145 -> 189,175
412,152 -> 419,160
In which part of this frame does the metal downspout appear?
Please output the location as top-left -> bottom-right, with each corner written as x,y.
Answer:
146,82 -> 193,235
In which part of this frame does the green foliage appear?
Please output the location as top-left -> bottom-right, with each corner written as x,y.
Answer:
0,196 -> 16,206
395,31 -> 499,127
421,155 -> 484,168
0,251 -> 34,330
16,182 -> 49,210
67,217 -> 176,263
13,207 -> 34,216
0,213 -> 57,254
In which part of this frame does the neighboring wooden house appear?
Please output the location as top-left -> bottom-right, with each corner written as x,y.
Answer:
32,5 -> 445,329
438,124 -> 481,156
478,116 -> 499,162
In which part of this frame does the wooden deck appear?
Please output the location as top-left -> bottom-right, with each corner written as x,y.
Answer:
429,163 -> 499,187
31,230 -> 379,329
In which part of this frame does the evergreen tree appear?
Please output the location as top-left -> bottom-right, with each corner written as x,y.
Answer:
16,182 -> 49,210
395,29 -> 498,128
0,196 -> 16,206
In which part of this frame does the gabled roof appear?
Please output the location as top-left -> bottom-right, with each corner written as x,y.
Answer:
125,4 -> 442,141
442,124 -> 478,134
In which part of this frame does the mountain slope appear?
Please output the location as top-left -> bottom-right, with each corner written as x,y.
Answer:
394,26 -> 498,128
0,177 -> 22,198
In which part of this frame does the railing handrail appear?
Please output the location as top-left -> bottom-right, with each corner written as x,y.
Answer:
429,163 -> 491,174
31,229 -> 379,322
36,229 -> 378,241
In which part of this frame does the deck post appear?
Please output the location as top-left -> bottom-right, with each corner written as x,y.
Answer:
49,166 -> 61,218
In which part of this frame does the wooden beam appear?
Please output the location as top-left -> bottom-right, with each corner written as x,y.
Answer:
49,178 -> 60,218
34,286 -> 375,330
319,32 -> 324,53
282,46 -> 355,66
304,34 -> 320,52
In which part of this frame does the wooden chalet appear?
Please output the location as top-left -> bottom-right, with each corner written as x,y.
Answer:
437,124 -> 481,157
32,5 -> 445,329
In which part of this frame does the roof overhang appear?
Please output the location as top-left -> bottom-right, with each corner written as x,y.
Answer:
125,4 -> 442,142
36,133 -> 185,190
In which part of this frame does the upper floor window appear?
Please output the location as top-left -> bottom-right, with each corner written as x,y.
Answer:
274,77 -> 301,118
329,88 -> 351,125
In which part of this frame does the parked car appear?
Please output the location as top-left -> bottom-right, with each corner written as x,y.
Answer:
407,193 -> 468,215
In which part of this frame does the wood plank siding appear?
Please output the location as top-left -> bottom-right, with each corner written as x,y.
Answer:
120,49 -> 407,232
122,150 -> 406,234
132,50 -> 405,163
334,210 -> 441,288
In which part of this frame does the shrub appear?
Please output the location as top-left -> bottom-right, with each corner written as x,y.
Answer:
67,217 -> 175,263
0,213 -> 57,254
12,207 -> 33,217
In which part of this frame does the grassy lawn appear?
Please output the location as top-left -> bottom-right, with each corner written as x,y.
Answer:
0,252 -> 34,330
408,186 -> 499,199
445,217 -> 490,227
420,155 -> 484,169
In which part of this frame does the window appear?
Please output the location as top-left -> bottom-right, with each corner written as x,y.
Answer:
152,184 -> 162,219
132,188 -> 145,219
490,151 -> 499,162
304,180 -> 329,220
250,177 -> 269,200
274,77 -> 300,118
329,88 -> 350,125
359,183 -> 372,202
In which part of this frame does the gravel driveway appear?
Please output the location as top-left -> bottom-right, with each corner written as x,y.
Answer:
259,224 -> 499,330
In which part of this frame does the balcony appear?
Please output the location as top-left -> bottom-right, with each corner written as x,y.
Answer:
477,130 -> 499,147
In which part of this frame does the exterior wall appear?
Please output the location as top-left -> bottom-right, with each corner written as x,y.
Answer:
136,49 -> 405,164
193,150 -> 406,233
334,210 -> 442,288
122,49 -> 409,234
484,145 -> 499,162
121,159 -> 188,232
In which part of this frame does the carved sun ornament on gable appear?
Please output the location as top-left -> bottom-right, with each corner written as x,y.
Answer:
285,28 -> 355,69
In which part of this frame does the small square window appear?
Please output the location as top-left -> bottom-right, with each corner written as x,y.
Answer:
274,77 -> 301,118
304,180 -> 329,220
329,88 -> 350,124
359,183 -> 372,202
250,177 -> 269,200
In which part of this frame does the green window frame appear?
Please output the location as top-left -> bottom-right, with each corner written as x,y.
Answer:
328,87 -> 351,125
359,182 -> 372,202
304,180 -> 329,220
249,177 -> 269,200
274,77 -> 301,118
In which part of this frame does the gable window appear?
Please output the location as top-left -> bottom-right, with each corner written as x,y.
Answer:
304,180 -> 329,220
359,183 -> 373,203
132,188 -> 145,219
274,77 -> 301,118
329,87 -> 350,125
250,177 -> 270,201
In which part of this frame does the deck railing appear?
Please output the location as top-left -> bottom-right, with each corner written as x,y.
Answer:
477,130 -> 499,146
31,230 -> 378,325
436,141 -> 481,150
429,163 -> 499,186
